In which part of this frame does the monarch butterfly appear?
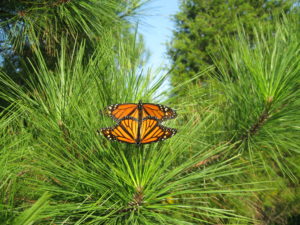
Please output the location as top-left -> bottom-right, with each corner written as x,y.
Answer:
99,116 -> 177,144
104,100 -> 177,122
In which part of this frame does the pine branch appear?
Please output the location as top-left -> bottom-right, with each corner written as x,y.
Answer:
240,107 -> 270,141
118,186 -> 144,213
192,102 -> 272,169
192,154 -> 221,168
190,141 -> 230,169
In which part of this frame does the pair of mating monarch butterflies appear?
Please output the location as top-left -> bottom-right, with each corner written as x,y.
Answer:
99,101 -> 177,144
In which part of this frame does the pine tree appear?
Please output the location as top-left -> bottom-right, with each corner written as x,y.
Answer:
1,1 -> 299,224
0,1 -> 264,224
168,0 -> 293,86
0,29 -> 255,225
0,0 -> 148,85
0,0 -> 149,109
175,14 -> 300,224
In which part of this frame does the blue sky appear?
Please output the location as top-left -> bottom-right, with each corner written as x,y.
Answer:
139,0 -> 180,69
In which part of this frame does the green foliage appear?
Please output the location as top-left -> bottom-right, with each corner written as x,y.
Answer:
0,0 -> 149,95
168,0 -> 294,86
1,0 -> 299,224
216,15 -> 300,178
0,0 -> 147,52
0,31 -> 259,223
12,192 -> 51,225
175,14 -> 300,224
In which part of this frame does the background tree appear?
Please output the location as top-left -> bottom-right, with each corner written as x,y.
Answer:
172,14 -> 300,224
0,0 -> 148,83
167,0 -> 294,86
0,0 -> 149,109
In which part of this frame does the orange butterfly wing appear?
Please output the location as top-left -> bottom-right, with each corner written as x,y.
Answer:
140,116 -> 177,144
142,104 -> 177,121
105,102 -> 177,122
100,117 -> 138,144
99,116 -> 177,144
105,104 -> 139,121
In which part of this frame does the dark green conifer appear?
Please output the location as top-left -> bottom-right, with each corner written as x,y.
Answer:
168,0 -> 293,85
